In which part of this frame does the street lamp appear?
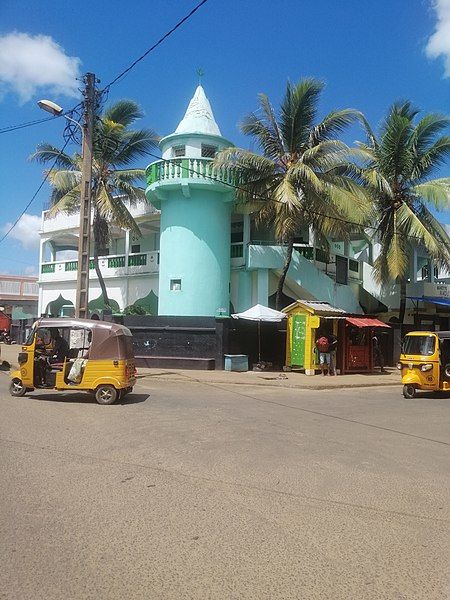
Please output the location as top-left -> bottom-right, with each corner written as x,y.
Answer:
38,99 -> 83,131
37,73 -> 96,319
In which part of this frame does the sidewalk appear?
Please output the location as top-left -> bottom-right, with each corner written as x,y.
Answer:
0,343 -> 400,390
135,366 -> 400,390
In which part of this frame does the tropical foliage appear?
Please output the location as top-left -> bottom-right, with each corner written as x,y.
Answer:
214,78 -> 371,309
31,100 -> 159,308
358,102 -> 450,322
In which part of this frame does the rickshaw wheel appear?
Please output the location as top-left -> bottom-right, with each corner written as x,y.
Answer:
403,384 -> 417,399
10,378 -> 27,397
95,385 -> 118,405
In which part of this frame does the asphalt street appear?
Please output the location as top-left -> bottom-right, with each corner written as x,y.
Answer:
0,373 -> 449,600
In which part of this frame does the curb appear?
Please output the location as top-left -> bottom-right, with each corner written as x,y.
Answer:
135,374 -> 400,391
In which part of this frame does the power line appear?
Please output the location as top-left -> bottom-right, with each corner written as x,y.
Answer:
0,115 -> 59,135
0,102 -> 83,136
141,150 -> 449,246
101,0 -> 209,93
0,136 -> 72,245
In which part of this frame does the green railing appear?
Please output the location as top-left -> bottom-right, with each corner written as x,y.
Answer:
107,256 -> 126,269
65,261 -> 78,271
296,246 -> 314,260
41,263 -> 55,274
128,253 -> 147,266
146,158 -> 237,187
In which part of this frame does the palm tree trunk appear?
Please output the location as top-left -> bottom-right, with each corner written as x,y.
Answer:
398,278 -> 407,324
276,237 -> 294,310
92,247 -> 111,311
92,211 -> 111,310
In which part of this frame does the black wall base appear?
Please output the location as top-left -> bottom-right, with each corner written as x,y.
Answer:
120,315 -> 229,370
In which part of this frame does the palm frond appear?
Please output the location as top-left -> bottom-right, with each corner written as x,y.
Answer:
29,143 -> 77,169
279,78 -> 324,153
309,109 -> 360,145
102,100 -> 144,127
413,178 -> 450,210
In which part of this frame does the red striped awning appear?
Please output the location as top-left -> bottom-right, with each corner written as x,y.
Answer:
346,317 -> 390,328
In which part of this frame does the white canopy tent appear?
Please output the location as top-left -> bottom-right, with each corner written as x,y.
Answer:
232,304 -> 286,362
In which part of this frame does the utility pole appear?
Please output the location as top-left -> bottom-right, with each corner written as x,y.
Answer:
75,73 -> 96,319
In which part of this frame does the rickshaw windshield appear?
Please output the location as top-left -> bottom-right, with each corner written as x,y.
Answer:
402,335 -> 436,356
25,325 -> 37,346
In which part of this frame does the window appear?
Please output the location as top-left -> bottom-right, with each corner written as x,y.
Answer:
170,278 -> 182,291
172,145 -> 185,157
201,144 -> 217,158
98,248 -> 109,256
131,244 -> 140,254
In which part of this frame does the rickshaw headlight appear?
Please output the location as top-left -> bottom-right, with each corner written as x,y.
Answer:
396,362 -> 402,370
420,363 -> 433,372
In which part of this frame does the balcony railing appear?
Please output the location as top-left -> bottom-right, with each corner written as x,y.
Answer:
146,158 -> 237,187
40,251 -> 159,281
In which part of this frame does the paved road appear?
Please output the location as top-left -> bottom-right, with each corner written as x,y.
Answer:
0,374 -> 449,600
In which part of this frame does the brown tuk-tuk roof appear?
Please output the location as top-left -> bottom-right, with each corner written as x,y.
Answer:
33,317 -> 133,360
34,317 -> 131,336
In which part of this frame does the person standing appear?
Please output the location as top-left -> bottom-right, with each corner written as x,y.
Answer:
328,332 -> 338,375
316,334 -> 330,376
372,334 -> 386,373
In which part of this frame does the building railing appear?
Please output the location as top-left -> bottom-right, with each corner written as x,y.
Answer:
146,158 -> 237,187
40,251 -> 159,280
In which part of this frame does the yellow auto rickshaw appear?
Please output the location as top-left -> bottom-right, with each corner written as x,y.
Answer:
398,330 -> 450,398
10,317 -> 136,404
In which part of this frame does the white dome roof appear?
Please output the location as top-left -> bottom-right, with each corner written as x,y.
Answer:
174,85 -> 221,136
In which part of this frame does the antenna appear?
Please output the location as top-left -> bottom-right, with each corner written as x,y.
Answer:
196,68 -> 204,85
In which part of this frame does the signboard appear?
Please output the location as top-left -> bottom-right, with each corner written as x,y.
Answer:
423,282 -> 450,298
291,315 -> 306,366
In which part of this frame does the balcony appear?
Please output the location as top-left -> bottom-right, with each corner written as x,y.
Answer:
247,244 -> 362,282
40,251 -> 159,282
146,158 -> 237,187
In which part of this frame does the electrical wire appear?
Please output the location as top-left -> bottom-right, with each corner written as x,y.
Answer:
0,102 -> 83,136
0,115 -> 59,134
139,150 -> 413,239
101,0 -> 209,93
0,136 -> 72,245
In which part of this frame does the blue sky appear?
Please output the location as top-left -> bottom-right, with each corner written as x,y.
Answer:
0,0 -> 449,275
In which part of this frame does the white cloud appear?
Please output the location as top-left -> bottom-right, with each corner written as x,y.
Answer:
3,213 -> 41,249
0,32 -> 81,102
426,0 -> 450,77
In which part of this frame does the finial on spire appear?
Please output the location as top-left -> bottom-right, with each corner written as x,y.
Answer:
196,68 -> 204,85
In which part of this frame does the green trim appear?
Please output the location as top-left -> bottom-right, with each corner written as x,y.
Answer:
128,253 -> 147,267
107,256 -> 125,268
65,261 -> 78,271
41,263 -> 55,274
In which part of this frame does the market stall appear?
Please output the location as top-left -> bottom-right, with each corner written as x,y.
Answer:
342,316 -> 390,374
283,300 -> 346,375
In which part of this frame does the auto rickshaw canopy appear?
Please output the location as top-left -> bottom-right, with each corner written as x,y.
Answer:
30,317 -> 133,361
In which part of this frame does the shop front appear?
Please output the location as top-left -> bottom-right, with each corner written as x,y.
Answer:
283,300 -> 346,375
342,317 -> 390,374
283,300 -> 390,375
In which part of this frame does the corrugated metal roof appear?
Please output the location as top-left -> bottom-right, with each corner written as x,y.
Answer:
297,300 -> 346,314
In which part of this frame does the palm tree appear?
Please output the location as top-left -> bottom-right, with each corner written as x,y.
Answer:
31,100 -> 159,309
358,102 -> 450,323
214,79 -> 371,309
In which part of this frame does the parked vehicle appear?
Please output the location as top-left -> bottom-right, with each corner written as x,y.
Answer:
398,331 -> 450,398
0,330 -> 12,344
9,318 -> 135,404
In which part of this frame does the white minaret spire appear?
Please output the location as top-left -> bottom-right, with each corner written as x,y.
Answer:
174,85 -> 222,136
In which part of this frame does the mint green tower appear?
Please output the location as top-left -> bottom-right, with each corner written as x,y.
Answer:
146,86 -> 234,316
